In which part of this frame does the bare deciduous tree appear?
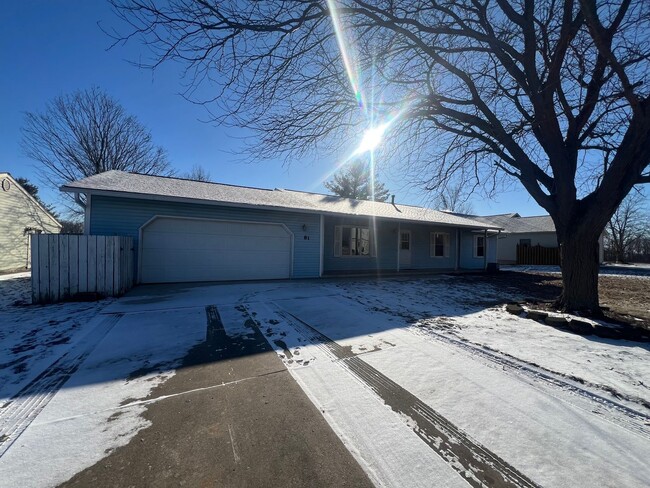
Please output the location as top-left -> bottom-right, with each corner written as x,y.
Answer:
606,190 -> 649,263
433,185 -> 475,214
111,0 -> 650,312
325,161 -> 390,201
22,87 -> 172,212
183,164 -> 212,182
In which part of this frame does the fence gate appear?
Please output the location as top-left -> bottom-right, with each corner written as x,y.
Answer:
31,235 -> 134,303
516,244 -> 561,265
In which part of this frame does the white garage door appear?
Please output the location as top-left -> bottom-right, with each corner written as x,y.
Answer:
140,217 -> 292,283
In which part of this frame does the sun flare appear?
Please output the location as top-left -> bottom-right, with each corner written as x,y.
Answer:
353,122 -> 390,156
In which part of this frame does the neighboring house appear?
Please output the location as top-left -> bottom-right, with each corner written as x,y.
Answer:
470,213 -> 604,264
470,213 -> 557,265
0,172 -> 62,272
61,171 -> 501,284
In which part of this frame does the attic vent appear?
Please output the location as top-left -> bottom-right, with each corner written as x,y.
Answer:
1,179 -> 10,191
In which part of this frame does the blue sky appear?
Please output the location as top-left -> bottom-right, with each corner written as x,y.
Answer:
1,0 -> 548,216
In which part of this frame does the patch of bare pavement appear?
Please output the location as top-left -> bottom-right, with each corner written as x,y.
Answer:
60,306 -> 373,488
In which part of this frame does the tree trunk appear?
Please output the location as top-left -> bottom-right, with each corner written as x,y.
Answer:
557,231 -> 601,314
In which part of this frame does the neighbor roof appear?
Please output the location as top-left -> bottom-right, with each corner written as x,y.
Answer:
61,170 -> 495,229
470,213 -> 555,233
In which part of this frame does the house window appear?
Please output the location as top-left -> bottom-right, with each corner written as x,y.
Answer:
520,238 -> 531,247
430,232 -> 449,257
400,232 -> 410,250
474,235 -> 486,258
336,226 -> 371,256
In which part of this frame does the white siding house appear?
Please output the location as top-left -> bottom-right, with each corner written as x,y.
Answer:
0,173 -> 62,272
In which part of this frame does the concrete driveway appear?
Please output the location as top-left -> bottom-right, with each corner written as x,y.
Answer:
2,276 -> 649,487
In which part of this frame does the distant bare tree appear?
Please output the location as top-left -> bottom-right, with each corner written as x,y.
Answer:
606,190 -> 649,263
22,87 -> 172,213
325,161 -> 390,201
111,1 -> 650,313
434,185 -> 474,214
184,164 -> 212,182
59,220 -> 84,234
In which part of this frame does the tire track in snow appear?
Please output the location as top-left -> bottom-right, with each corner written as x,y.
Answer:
337,292 -> 650,438
252,303 -> 539,488
412,323 -> 650,440
0,313 -> 122,457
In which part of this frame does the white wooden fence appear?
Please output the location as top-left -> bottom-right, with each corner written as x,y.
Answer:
31,235 -> 134,303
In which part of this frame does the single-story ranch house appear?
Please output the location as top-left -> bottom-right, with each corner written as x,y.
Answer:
62,171 -> 501,284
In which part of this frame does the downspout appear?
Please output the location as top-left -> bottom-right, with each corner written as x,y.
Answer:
82,193 -> 91,235
397,222 -> 401,272
496,230 -> 501,268
319,214 -> 324,277
455,229 -> 460,270
483,229 -> 488,271
75,192 -> 86,209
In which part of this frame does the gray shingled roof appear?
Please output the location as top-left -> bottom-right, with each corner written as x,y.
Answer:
61,170 -> 494,229
470,213 -> 555,233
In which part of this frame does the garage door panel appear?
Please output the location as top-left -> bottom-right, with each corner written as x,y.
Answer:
141,218 -> 292,283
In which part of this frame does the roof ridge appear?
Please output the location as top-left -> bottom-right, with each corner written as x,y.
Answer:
280,187 -> 454,213
88,170 -> 281,193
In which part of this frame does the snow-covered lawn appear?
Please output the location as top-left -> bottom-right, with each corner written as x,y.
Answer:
1,273 -> 649,487
236,276 -> 650,487
333,277 -> 650,409
502,263 -> 650,278
0,272 -> 110,401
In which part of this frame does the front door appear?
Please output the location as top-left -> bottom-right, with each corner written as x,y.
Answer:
399,230 -> 412,268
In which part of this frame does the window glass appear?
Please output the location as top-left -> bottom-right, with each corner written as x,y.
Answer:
475,236 -> 485,257
340,226 -> 370,256
431,233 -> 447,257
341,227 -> 351,255
400,232 -> 410,250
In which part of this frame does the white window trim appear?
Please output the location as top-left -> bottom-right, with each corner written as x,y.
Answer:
430,232 -> 450,258
473,235 -> 486,258
334,225 -> 375,258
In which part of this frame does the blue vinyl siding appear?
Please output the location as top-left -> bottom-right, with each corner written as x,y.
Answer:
323,218 -> 473,272
401,224 -> 458,270
89,195 -> 321,278
323,216 -> 398,272
459,230 -> 487,269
